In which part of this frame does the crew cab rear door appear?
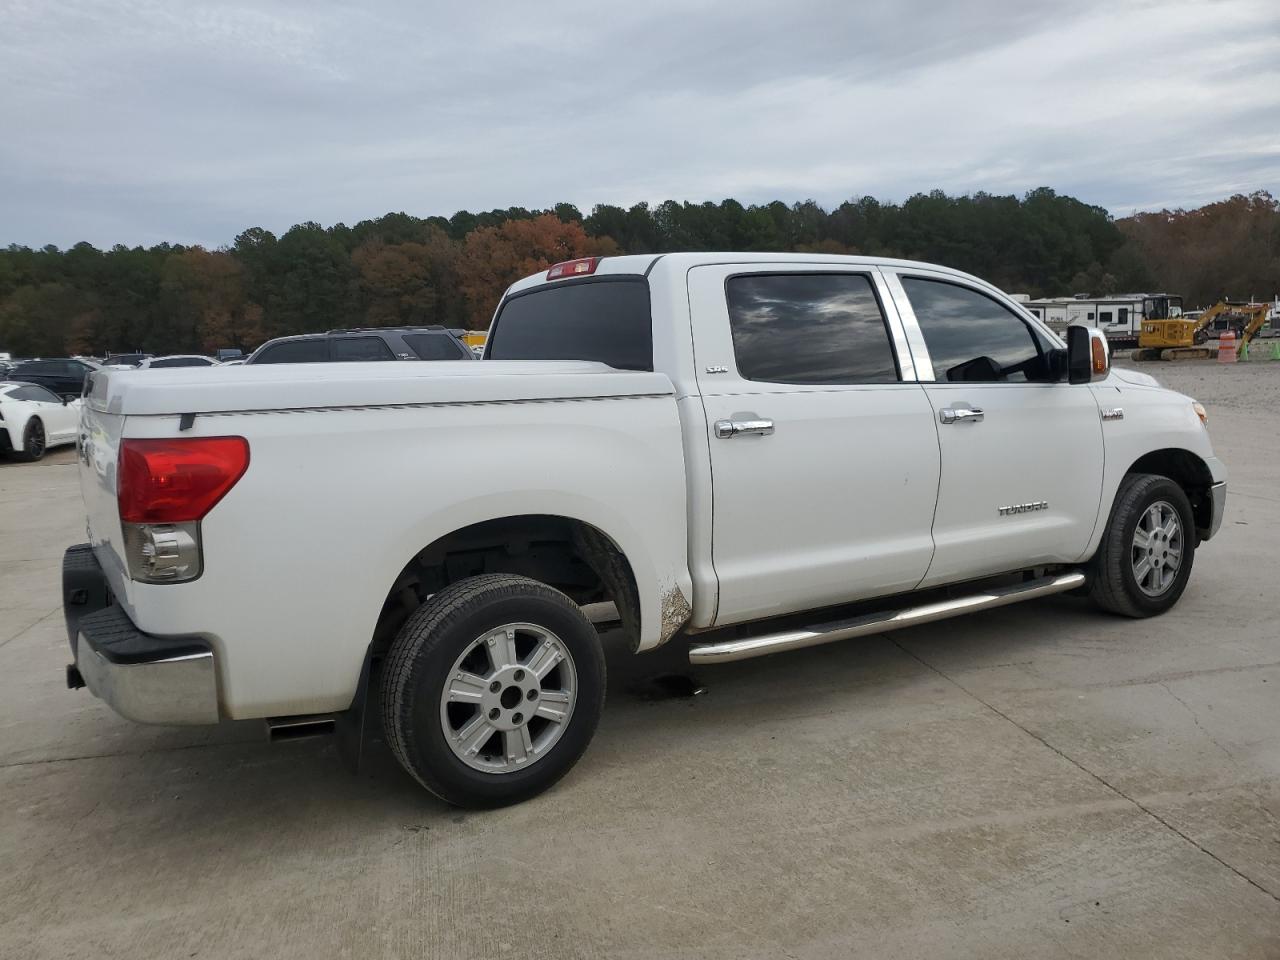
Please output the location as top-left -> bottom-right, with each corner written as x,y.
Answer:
881,267 -> 1104,587
687,264 -> 940,626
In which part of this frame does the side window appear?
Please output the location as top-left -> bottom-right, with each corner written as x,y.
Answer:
254,339 -> 329,363
725,273 -> 899,384
331,337 -> 395,362
1118,307 -> 1130,325
1099,311 -> 1113,324
901,277 -> 1050,383
150,357 -> 210,368
403,333 -> 467,360
13,385 -> 60,403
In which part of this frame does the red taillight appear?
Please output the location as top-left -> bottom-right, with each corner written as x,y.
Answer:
546,257 -> 599,280
118,437 -> 250,523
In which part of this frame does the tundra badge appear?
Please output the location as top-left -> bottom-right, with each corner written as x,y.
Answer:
998,501 -> 1049,516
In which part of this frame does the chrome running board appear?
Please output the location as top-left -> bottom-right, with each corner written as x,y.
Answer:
687,571 -> 1086,665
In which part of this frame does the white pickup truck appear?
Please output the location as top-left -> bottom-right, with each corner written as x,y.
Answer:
63,253 -> 1227,807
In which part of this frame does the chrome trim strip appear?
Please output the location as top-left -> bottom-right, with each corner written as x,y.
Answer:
868,268 -> 918,381
878,269 -> 935,381
688,571 -> 1086,664
76,641 -> 219,725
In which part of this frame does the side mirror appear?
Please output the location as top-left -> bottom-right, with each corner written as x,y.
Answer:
1065,325 -> 1108,383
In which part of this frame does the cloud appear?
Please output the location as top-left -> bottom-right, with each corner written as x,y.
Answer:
0,0 -> 1276,247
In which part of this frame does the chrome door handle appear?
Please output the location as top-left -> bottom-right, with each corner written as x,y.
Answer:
939,405 -> 984,424
714,418 -> 775,439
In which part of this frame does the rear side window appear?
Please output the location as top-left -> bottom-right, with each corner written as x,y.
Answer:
253,339 -> 329,364
725,273 -> 900,384
150,357 -> 212,368
488,278 -> 652,371
331,337 -> 395,362
403,333 -> 467,360
902,277 -> 1050,383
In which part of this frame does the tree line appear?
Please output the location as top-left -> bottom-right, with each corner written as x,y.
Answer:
1,188 -> 1276,358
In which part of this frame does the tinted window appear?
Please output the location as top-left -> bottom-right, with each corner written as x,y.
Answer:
12,385 -> 60,403
253,339 -> 330,364
902,278 -> 1049,383
725,273 -> 899,384
150,357 -> 213,368
403,333 -> 467,360
488,279 -> 652,371
331,337 -> 395,362
13,361 -> 54,375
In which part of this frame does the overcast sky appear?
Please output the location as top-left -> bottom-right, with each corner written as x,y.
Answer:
2,0 -> 1277,249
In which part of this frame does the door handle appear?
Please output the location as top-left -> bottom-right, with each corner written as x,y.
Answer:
939,405 -> 984,424
714,418 -> 775,439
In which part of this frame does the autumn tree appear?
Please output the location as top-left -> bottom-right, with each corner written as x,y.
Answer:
457,214 -> 618,327
352,227 -> 458,328
160,248 -> 263,352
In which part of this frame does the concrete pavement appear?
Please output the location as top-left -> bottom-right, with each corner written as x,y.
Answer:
2,363 -> 1277,958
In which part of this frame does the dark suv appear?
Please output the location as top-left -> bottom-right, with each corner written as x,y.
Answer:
9,357 -> 101,398
245,327 -> 473,365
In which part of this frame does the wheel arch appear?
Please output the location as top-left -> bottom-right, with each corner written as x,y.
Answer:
1124,447 -> 1215,537
372,512 -> 654,659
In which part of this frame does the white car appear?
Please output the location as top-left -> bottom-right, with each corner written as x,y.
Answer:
64,252 -> 1226,807
0,382 -> 80,461
131,355 -> 221,370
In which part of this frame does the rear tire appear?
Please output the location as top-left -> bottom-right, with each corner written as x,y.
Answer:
1089,473 -> 1195,617
14,418 -> 46,462
380,574 -> 606,808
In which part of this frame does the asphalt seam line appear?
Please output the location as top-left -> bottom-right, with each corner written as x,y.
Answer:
0,737 -> 266,770
892,637 -> 1280,905
0,606 -> 60,650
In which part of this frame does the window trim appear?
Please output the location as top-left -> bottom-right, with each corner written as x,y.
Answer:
485,274 -> 653,371
720,270 -> 905,386
893,271 -> 1059,386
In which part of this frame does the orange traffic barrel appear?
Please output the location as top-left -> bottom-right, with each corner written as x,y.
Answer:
1218,330 -> 1237,363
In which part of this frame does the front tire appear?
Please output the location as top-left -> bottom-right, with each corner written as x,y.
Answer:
1089,473 -> 1196,617
380,574 -> 606,807
14,418 -> 46,462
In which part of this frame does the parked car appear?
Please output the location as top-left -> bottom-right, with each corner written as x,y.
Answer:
215,348 -> 245,362
103,354 -> 149,367
134,355 -> 220,369
8,357 -> 100,399
63,253 -> 1226,808
0,382 -> 80,461
244,326 -> 472,364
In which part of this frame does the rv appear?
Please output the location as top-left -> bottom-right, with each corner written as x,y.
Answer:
1023,293 -> 1182,346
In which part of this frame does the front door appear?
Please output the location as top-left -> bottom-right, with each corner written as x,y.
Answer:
687,264 -> 941,626
883,269 -> 1105,587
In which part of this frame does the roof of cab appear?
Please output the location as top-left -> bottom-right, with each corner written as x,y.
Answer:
501,252 -> 1000,302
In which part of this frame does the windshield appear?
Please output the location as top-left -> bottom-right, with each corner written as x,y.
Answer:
487,278 -> 653,371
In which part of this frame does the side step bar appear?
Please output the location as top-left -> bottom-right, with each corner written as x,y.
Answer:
688,571 -> 1086,665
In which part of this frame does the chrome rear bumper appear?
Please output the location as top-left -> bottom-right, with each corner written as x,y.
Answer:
63,544 -> 220,726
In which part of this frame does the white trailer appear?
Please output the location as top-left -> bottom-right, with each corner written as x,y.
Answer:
1024,294 -> 1183,346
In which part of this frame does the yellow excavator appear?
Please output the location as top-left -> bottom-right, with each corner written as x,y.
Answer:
1134,300 -> 1270,360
